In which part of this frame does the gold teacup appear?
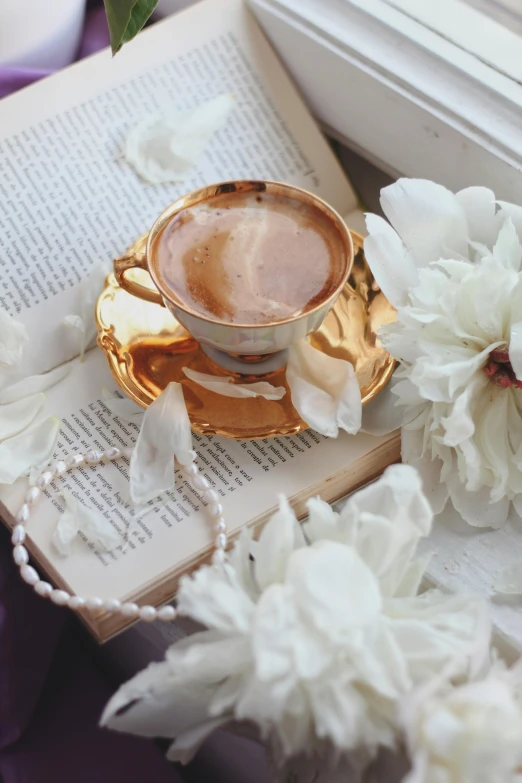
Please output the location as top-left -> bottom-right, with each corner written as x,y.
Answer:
114,180 -> 354,372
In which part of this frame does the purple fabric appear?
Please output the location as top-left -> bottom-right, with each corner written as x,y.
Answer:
0,3 -> 110,100
0,524 -> 67,749
0,628 -> 183,783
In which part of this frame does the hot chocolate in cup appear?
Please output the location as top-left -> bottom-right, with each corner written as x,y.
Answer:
114,181 -> 354,373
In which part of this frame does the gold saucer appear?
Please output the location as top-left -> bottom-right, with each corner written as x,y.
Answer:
95,232 -> 396,440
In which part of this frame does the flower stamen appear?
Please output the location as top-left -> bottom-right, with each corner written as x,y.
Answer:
484,347 -> 522,389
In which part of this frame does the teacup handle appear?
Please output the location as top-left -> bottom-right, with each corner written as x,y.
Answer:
114,233 -> 165,307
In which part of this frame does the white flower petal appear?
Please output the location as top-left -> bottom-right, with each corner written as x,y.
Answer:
493,218 -> 522,271
178,563 -> 255,634
401,429 -> 449,515
510,321 -> 522,380
130,382 -> 192,505
495,560 -> 522,595
0,394 -> 45,441
456,186 -> 497,246
286,340 -> 361,437
380,179 -> 468,267
62,261 -> 110,360
287,541 -> 382,635
254,495 -> 305,591
0,363 -> 72,404
0,415 -> 60,485
364,213 -> 418,308
182,367 -> 285,400
361,374 -> 415,435
447,475 -> 509,529
125,94 -> 235,184
0,310 -> 29,368
497,200 -> 522,241
53,490 -> 121,556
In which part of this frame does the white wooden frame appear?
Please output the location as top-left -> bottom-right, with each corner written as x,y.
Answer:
249,0 -> 522,201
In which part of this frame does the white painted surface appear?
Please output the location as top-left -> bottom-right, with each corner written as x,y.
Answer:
249,0 -> 522,202
0,0 -> 86,69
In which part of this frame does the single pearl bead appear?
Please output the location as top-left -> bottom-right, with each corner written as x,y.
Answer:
123,447 -> 134,459
55,460 -> 67,475
210,502 -> 223,517
104,598 -> 121,611
121,602 -> 139,618
68,595 -> 86,610
85,597 -> 103,611
157,605 -> 176,621
25,486 -> 41,505
104,447 -> 121,460
20,564 -> 39,585
85,449 -> 103,464
67,454 -> 84,468
34,581 -> 52,598
15,504 -> 30,523
204,489 -> 219,504
11,525 -> 26,545
139,606 -> 157,622
13,545 -> 29,566
50,589 -> 70,606
193,474 -> 210,490
215,518 -> 227,533
183,463 -> 198,476
215,532 -> 227,549
36,471 -> 54,488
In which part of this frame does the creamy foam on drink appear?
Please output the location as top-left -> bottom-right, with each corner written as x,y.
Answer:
155,191 -> 344,325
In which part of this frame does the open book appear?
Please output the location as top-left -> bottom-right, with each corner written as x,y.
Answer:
0,0 -> 400,641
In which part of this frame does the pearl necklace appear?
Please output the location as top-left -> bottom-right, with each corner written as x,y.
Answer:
11,446 -> 228,623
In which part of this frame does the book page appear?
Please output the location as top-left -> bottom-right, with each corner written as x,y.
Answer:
0,0 -> 357,378
0,349 -> 388,602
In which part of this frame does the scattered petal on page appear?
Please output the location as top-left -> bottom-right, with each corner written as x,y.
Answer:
102,389 -> 144,421
286,340 -> 362,437
0,394 -> 45,441
125,94 -> 235,184
62,262 -> 110,360
0,416 -> 60,485
0,363 -> 72,404
53,490 -> 121,557
130,382 -> 193,505
0,310 -> 29,368
182,367 -> 286,400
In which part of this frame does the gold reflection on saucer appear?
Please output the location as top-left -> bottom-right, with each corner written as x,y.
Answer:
96,232 -> 396,440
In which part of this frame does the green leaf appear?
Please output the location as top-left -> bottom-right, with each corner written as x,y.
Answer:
103,0 -> 160,55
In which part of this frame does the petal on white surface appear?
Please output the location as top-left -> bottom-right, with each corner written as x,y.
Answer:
62,261 -> 110,360
0,363 -> 72,404
254,494 -> 304,591
0,394 -> 45,441
286,340 -> 362,437
496,561 -> 522,594
363,213 -> 418,308
0,415 -> 60,485
497,200 -> 522,241
130,382 -> 192,505
101,389 -> 144,421
0,310 -> 29,368
53,490 -> 121,556
456,186 -> 497,246
125,94 -> 235,184
510,321 -> 522,380
380,179 -> 468,266
182,367 -> 285,400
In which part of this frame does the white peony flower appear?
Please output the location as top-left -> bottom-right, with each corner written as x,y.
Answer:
102,465 -> 490,769
364,179 -> 522,528
401,660 -> 522,783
